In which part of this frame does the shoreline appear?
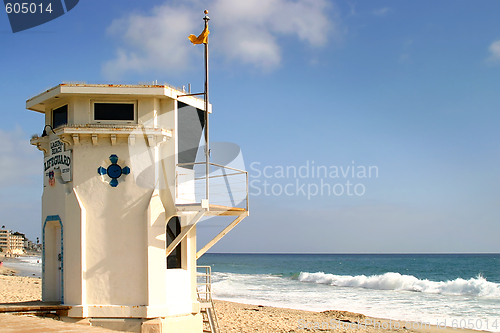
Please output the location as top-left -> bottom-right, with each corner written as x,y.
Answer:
212,296 -> 498,333
0,272 -> 490,333
0,253 -> 41,277
0,253 -> 18,276
0,265 -> 17,276
214,299 -> 487,333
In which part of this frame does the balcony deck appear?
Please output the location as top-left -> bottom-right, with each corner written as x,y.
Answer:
176,203 -> 247,216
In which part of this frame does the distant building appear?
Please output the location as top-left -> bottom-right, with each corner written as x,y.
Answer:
0,229 -> 8,251
10,234 -> 25,255
0,229 -> 25,255
24,239 -> 33,250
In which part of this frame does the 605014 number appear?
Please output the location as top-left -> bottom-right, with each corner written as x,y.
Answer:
5,3 -> 53,14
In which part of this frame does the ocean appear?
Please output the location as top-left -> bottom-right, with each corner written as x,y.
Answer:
198,253 -> 500,332
4,253 -> 499,331
2,255 -> 42,278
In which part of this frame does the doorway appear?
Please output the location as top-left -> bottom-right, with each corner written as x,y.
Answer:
43,215 -> 63,303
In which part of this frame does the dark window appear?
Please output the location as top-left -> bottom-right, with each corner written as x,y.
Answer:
94,103 -> 134,121
166,217 -> 182,269
52,105 -> 68,129
178,101 -> 205,169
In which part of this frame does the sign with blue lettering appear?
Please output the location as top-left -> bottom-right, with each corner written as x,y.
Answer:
44,139 -> 72,186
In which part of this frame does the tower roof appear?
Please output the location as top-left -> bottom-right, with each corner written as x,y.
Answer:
26,83 -> 208,113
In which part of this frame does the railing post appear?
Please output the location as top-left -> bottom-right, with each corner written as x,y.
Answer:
246,171 -> 249,212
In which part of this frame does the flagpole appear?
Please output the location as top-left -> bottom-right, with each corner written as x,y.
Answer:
203,10 -> 210,205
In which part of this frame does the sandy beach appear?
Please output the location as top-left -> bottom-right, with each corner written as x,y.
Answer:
0,257 -> 481,333
213,300 -> 483,333
0,254 -> 42,303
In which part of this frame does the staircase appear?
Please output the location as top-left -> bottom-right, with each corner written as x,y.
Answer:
197,266 -> 220,333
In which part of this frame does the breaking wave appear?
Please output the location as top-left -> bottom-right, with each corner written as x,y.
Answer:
298,272 -> 500,298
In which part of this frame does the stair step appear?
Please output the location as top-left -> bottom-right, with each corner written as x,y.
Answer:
197,266 -> 220,333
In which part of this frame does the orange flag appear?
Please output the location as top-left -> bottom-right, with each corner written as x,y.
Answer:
188,26 -> 210,44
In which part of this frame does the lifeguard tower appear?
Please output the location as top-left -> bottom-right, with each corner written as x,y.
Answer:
27,81 -> 249,332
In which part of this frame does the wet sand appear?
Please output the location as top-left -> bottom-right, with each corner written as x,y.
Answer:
0,258 -> 480,333
214,300 -> 481,333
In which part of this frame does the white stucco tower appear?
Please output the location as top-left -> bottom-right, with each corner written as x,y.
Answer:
28,83 -> 249,332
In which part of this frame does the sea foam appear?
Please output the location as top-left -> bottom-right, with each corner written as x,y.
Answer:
298,271 -> 500,298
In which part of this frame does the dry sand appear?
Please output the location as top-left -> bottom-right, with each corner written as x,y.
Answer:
0,259 -> 479,333
1,254 -> 42,303
215,299 -> 403,333
213,300 -> 482,333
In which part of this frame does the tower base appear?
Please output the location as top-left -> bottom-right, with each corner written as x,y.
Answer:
62,313 -> 203,333
141,314 -> 203,333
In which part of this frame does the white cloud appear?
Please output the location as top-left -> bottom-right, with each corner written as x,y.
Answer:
486,40 -> 500,64
0,128 -> 41,187
212,0 -> 333,69
102,0 -> 335,78
103,5 -> 199,80
373,7 -> 392,16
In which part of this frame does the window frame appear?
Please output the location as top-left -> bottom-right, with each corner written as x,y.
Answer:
51,104 -> 68,129
91,100 -> 137,124
166,216 -> 183,269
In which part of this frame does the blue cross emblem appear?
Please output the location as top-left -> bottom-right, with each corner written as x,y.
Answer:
97,155 -> 130,187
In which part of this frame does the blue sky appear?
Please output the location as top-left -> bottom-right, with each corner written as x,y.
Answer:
1,0 -> 499,252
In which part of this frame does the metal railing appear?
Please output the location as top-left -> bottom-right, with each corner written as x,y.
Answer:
197,265 -> 221,333
196,265 -> 213,303
176,162 -> 249,211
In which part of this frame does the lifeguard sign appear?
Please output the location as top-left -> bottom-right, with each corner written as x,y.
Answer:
44,138 -> 72,187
